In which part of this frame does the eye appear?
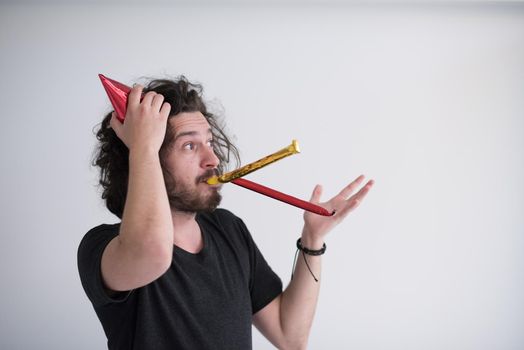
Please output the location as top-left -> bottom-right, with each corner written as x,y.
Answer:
183,142 -> 195,151
207,139 -> 214,148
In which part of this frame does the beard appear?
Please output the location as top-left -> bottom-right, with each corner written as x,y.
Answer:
164,168 -> 222,213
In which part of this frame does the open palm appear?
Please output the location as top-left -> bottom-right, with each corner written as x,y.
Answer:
302,175 -> 374,241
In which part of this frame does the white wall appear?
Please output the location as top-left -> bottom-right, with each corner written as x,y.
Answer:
1,2 -> 523,349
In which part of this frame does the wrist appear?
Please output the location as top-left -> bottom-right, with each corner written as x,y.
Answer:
129,147 -> 160,162
297,238 -> 326,256
291,237 -> 326,282
300,230 -> 324,250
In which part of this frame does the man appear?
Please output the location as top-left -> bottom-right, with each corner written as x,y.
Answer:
78,76 -> 373,350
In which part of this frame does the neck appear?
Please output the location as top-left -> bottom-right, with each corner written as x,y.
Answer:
171,210 -> 203,253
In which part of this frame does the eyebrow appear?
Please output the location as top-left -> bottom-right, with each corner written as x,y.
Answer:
173,128 -> 213,142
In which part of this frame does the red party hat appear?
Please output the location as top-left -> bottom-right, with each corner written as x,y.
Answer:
98,74 -> 131,123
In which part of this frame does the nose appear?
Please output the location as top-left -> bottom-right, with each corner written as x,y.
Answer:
201,145 -> 220,169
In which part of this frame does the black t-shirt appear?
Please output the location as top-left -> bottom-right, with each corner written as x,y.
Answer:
78,209 -> 282,350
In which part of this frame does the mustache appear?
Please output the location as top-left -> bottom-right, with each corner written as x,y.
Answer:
196,169 -> 219,184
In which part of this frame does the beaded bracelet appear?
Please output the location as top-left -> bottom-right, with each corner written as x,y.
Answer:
291,238 -> 326,282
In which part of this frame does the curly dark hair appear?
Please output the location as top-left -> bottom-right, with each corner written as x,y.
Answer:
93,76 -> 240,218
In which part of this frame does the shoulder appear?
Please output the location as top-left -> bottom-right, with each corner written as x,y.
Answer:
78,223 -> 120,256
80,223 -> 120,243
85,223 -> 120,236
77,223 -> 128,307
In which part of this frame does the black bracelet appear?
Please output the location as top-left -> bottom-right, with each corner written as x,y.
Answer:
296,238 -> 326,256
291,238 -> 326,282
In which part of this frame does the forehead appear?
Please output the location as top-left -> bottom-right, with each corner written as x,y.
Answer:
171,111 -> 211,136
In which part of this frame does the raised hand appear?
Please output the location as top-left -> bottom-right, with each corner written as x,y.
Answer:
109,84 -> 171,153
302,175 -> 374,246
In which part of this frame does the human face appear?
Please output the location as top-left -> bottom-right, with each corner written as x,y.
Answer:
162,111 -> 222,213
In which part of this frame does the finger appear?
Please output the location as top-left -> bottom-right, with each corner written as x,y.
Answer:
128,84 -> 144,107
349,179 -> 374,202
151,93 -> 165,112
338,174 -> 365,199
309,184 -> 323,204
141,91 -> 157,106
336,180 -> 374,218
159,102 -> 171,120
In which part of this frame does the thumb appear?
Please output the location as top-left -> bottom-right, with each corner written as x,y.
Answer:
109,112 -> 125,144
309,184 -> 323,204
109,112 -> 122,134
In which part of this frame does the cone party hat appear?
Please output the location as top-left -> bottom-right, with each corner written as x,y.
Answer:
98,74 -> 131,122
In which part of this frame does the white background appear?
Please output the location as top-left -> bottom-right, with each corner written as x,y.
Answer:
1,1 -> 523,349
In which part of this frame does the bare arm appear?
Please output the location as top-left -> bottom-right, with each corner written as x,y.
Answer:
253,175 -> 374,349
101,85 -> 174,292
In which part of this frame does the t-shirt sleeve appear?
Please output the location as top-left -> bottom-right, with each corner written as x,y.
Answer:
233,216 -> 283,314
77,224 -> 130,307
